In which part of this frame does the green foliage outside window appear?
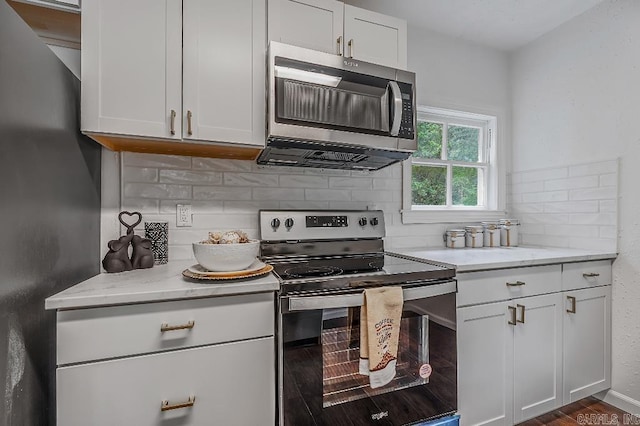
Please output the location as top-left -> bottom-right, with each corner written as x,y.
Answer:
412,121 -> 482,206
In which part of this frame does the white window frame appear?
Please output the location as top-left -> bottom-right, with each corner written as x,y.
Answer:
402,106 -> 505,224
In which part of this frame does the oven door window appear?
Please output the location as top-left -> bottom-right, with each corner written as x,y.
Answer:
282,292 -> 457,425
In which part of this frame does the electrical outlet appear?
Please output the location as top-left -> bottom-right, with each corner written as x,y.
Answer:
176,204 -> 192,227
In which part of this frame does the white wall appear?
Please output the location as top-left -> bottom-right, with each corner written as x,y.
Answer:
103,22 -> 511,258
510,0 -> 640,406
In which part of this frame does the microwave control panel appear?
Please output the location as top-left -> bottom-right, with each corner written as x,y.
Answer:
398,82 -> 415,139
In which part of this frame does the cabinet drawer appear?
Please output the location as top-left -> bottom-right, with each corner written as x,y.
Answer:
457,265 -> 561,307
57,337 -> 275,426
57,292 -> 274,365
562,260 -> 612,291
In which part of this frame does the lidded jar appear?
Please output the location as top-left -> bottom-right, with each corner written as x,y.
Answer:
499,219 -> 520,247
481,221 -> 500,247
445,229 -> 466,249
464,226 -> 484,248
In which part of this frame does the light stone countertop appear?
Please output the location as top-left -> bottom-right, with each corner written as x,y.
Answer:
393,246 -> 617,273
45,260 -> 280,310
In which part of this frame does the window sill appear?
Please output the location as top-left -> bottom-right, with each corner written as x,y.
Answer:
401,209 -> 506,225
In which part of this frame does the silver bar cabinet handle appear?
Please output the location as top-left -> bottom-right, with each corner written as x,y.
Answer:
348,39 -> 353,58
517,304 -> 525,323
508,306 -> 517,325
337,36 -> 342,56
170,109 -> 176,135
566,296 -> 577,314
506,280 -> 526,287
161,320 -> 195,332
187,110 -> 193,136
161,396 -> 195,412
583,272 -> 600,278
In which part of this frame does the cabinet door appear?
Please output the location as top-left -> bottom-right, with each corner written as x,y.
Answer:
563,286 -> 611,404
343,5 -> 407,69
268,0 -> 344,55
512,293 -> 563,423
457,301 -> 513,426
182,0 -> 265,146
57,337 -> 275,426
81,0 -> 182,139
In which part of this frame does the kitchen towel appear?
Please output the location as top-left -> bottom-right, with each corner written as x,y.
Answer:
359,286 -> 404,389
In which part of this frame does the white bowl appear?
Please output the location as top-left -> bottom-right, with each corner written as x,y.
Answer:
192,240 -> 260,272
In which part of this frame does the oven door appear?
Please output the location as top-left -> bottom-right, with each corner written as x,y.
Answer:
278,281 -> 457,426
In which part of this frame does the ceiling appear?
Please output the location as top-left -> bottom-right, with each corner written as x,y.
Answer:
344,0 -> 606,51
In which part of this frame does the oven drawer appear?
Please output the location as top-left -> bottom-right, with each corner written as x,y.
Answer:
57,292 -> 274,365
457,265 -> 562,307
562,260 -> 612,291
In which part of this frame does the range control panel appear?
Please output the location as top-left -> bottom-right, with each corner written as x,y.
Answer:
260,210 -> 385,241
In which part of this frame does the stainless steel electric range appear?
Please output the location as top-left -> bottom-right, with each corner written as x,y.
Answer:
260,210 -> 458,426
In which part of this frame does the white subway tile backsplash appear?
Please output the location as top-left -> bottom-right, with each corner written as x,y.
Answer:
352,190 -> 394,202
193,158 -> 253,172
159,170 -> 222,185
543,201 -> 599,213
123,167 -> 158,183
192,213 -> 257,230
522,190 -> 568,203
304,168 -> 351,177
279,175 -> 328,188
252,187 -> 305,201
121,198 -> 159,214
123,152 -> 191,169
279,200 -> 330,210
124,183 -> 191,200
305,188 -> 351,201
224,172 -> 279,187
520,167 -> 568,183
568,159 -> 618,177
160,200 -> 224,214
543,175 -> 598,191
599,173 -> 617,187
193,186 -> 251,201
222,200 -> 280,213
569,187 -> 615,201
329,177 -> 373,189
510,159 -> 618,251
373,178 -> 401,190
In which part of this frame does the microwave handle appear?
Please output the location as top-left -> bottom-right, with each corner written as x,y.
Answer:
388,81 -> 403,136
285,281 -> 456,312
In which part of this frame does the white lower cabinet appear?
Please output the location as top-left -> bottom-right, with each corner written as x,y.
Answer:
57,337 -> 275,426
563,286 -> 611,404
54,292 -> 276,426
457,293 -> 563,426
457,260 -> 612,426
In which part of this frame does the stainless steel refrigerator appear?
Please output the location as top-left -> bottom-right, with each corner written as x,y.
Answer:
0,3 -> 101,424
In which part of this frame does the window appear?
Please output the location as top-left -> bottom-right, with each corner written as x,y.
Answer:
402,107 -> 504,223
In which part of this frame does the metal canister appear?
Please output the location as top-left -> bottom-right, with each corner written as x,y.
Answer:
445,229 -> 466,249
464,226 -> 484,248
499,219 -> 520,247
481,221 -> 500,247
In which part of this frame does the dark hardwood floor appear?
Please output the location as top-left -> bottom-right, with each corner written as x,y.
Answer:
518,397 -> 637,425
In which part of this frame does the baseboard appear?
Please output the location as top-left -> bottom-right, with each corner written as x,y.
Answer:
594,390 -> 640,415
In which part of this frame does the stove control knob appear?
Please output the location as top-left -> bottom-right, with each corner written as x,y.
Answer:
271,218 -> 281,231
358,217 -> 367,227
284,218 -> 294,230
370,217 -> 379,226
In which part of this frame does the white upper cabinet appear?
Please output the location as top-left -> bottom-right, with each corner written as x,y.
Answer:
82,0 -> 266,156
268,0 -> 343,55
268,0 -> 407,69
81,0 -> 182,139
343,5 -> 407,69
183,0 -> 265,146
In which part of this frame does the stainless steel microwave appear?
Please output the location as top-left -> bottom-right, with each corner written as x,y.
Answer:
257,42 -> 417,171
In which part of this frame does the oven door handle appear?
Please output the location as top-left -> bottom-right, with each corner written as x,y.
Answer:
285,281 -> 456,312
